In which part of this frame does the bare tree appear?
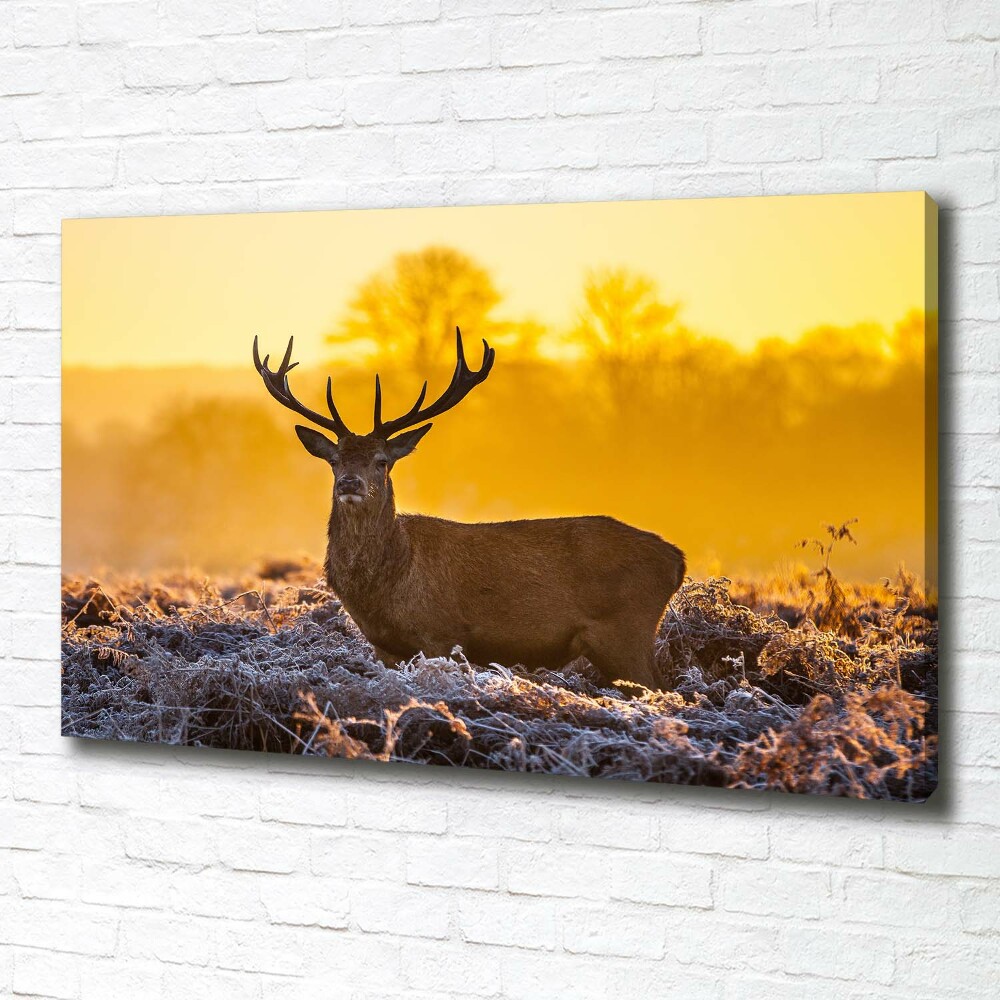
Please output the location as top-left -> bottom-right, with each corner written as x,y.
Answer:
570,268 -> 682,414
329,246 -> 506,370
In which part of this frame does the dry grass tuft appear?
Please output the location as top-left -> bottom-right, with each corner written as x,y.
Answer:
61,558 -> 937,800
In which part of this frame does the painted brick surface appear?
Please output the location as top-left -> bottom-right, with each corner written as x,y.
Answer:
0,2 -> 995,996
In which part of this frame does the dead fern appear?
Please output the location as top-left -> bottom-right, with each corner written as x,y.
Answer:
60,560 -> 938,800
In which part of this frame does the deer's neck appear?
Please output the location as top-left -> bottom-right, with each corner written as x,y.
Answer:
324,485 -> 409,606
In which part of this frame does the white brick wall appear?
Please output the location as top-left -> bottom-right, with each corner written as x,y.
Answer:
0,1 -> 995,996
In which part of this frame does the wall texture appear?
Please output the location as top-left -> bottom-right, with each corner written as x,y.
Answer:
1,1 -> 997,997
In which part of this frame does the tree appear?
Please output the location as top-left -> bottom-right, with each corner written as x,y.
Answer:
329,246 -> 507,370
570,268 -> 682,410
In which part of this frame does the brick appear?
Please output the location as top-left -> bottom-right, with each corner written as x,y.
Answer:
883,52 -> 994,103
448,791 -> 553,841
0,51 -> 51,95
401,22 -> 491,72
160,0 -> 254,37
945,107 -> 1000,155
765,56 -> 880,106
496,18 -> 599,67
160,967 -> 250,1000
828,0 -> 940,46
501,952 -> 615,1000
259,0 -> 344,31
720,864 -> 829,918
887,828 -> 1000,877
553,67 -> 656,116
600,9 -> 702,58
123,138 -> 211,184
779,925 -> 895,984
9,611 -> 59,659
952,709 -> 1000,767
838,871 -> 956,929
349,784 -> 448,833
506,844 -> 612,899
668,915 -> 783,975
81,859 -> 170,910
711,3 -> 814,53
563,902 -> 665,959
658,61 -> 769,112
123,43 -> 214,88
610,851 -> 714,909
311,830 -> 407,881
218,821 -> 308,873
451,69 -> 548,122
6,143 -> 117,189
961,883 -> 1000,934
771,817 -> 883,868
258,778 -> 349,826
307,30 -> 399,77
493,121 -> 600,170
714,113 -> 822,163
346,0 -> 439,26
120,912 -> 216,966
13,949 -> 79,999
879,157 -> 997,210
896,937 -> 1000,995
216,923 -> 305,976
402,941 -> 502,996
346,77 -> 444,125
444,0 -> 547,14
0,900 -> 119,956
560,803 -> 660,852
259,873 -> 350,928
80,960 -> 163,1000
79,1 -> 158,44
349,881 -> 450,938
170,868 -> 263,920
215,38 -> 303,84
126,817 -> 221,867
661,811 -> 769,859
256,80 -> 345,130
10,850 -> 80,900
828,109 -> 938,160
11,376 -> 59,421
944,1 -> 1000,40
397,128 -> 494,173
13,3 -> 73,48
1,4 -> 999,994
458,891 -> 557,949
81,92 -> 167,137
406,835 -> 499,889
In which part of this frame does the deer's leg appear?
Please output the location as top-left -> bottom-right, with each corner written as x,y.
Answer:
372,646 -> 400,669
581,624 -> 659,692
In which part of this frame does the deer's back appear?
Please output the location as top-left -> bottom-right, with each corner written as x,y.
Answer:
377,513 -> 685,667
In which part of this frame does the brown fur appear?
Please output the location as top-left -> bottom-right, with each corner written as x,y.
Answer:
255,334 -> 685,689
300,431 -> 685,689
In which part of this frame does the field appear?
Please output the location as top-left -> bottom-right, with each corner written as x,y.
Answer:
61,546 -> 938,801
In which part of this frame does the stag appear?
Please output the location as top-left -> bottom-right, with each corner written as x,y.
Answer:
253,330 -> 685,689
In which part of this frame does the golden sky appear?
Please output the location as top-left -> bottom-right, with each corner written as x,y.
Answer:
62,191 -> 930,367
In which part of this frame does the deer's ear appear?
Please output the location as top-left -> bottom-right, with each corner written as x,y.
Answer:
386,424 -> 432,463
295,425 -> 339,463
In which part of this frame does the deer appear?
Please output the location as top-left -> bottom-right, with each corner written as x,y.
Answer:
252,329 -> 685,690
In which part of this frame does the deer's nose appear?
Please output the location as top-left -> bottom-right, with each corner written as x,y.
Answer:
336,475 -> 364,495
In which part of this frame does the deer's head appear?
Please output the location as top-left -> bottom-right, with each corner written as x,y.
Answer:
253,329 -> 495,510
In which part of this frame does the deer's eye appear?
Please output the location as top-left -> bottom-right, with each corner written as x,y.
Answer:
375,458 -> 388,470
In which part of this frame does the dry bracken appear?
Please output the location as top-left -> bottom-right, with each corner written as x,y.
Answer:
61,558 -> 937,800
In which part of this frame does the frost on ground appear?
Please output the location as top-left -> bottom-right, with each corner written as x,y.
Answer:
61,560 -> 938,801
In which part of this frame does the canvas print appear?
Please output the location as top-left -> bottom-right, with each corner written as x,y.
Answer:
61,192 -> 938,800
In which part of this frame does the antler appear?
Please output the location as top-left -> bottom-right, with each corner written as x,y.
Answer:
252,336 -> 353,438
373,327 -> 495,440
